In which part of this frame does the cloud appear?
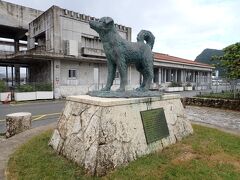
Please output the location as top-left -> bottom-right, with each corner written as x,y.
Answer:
5,0 -> 240,60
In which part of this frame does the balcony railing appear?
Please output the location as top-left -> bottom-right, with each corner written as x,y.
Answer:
82,47 -> 105,57
0,50 -> 14,55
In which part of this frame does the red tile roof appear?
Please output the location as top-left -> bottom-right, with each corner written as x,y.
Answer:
154,52 -> 214,68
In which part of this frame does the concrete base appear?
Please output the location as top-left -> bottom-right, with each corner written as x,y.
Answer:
49,94 -> 193,176
6,112 -> 32,138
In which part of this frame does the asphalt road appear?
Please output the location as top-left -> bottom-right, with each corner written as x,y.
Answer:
0,100 -> 65,133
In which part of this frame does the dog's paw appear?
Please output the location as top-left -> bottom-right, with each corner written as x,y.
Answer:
101,87 -> 110,91
116,88 -> 125,92
136,87 -> 147,92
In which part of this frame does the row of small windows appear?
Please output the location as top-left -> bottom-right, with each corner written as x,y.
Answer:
68,69 -> 119,79
82,37 -> 103,49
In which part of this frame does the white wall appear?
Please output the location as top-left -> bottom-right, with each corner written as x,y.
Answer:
57,60 -> 141,97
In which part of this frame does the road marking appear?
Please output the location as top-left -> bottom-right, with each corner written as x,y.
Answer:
32,115 -> 46,121
9,100 -> 65,107
0,112 -> 61,122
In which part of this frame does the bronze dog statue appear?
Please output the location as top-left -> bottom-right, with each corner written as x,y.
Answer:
89,17 -> 155,91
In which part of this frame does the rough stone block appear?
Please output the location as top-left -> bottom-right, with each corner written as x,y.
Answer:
6,112 -> 32,138
49,94 -> 193,176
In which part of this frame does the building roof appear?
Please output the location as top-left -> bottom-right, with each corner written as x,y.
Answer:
154,52 -> 214,69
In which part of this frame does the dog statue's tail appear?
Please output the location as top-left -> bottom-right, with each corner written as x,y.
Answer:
137,30 -> 155,50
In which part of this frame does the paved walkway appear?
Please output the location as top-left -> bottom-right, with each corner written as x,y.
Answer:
185,106 -> 240,136
0,122 -> 57,180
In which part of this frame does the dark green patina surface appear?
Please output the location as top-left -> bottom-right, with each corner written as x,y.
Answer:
140,108 -> 169,144
89,17 -> 155,92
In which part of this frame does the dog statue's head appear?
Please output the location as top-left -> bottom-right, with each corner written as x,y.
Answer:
89,17 -> 114,34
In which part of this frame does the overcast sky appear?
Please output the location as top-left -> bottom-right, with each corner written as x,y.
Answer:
6,0 -> 240,60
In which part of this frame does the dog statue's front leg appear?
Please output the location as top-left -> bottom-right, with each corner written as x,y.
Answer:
116,60 -> 127,92
101,61 -> 116,91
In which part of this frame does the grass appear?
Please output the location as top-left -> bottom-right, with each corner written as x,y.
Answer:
7,125 -> 240,180
196,90 -> 240,100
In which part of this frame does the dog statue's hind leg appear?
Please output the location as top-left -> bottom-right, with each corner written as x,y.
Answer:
135,59 -> 153,91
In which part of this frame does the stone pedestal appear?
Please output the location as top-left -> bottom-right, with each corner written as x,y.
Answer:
49,94 -> 193,176
6,112 -> 32,138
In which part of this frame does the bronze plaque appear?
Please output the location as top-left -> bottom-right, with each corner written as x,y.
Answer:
140,108 -> 169,144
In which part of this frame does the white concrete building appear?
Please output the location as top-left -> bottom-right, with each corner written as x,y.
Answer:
0,1 -> 213,99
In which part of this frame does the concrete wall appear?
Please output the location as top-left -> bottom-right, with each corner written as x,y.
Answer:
29,61 -> 51,83
28,6 -> 54,50
0,1 -> 42,29
55,59 -> 141,98
28,5 -> 131,56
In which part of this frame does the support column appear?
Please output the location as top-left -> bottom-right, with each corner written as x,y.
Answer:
14,65 -> 21,86
11,66 -> 14,86
168,69 -> 171,82
196,71 -> 199,86
158,68 -> 161,84
14,39 -> 19,52
199,72 -> 202,84
6,66 -> 9,88
51,60 -> 54,93
164,69 -> 167,83
53,59 -> 61,99
28,37 -> 36,50
193,71 -> 196,82
209,72 -> 212,89
175,69 -> 178,82
181,70 -> 184,83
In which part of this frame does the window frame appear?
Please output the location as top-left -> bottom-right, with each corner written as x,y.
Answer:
68,69 -> 77,79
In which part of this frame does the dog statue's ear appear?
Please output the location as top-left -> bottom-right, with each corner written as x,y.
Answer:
104,17 -> 114,25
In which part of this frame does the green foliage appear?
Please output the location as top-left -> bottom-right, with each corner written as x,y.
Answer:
196,90 -> 240,100
186,82 -> 192,87
0,80 -> 7,92
7,130 -> 86,180
16,84 -> 34,92
213,42 -> 240,80
16,83 -> 52,92
7,125 -> 240,179
35,83 -> 52,91
168,81 -> 182,87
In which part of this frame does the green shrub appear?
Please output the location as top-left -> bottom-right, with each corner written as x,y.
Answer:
35,83 -> 52,91
196,90 -> 240,100
168,81 -> 182,87
16,83 -> 52,92
16,84 -> 34,92
0,80 -> 7,92
186,82 -> 192,87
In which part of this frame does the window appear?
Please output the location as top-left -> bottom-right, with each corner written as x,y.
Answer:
69,69 -> 76,78
82,36 -> 102,49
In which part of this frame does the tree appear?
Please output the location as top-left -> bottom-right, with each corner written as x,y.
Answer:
213,42 -> 240,98
213,42 -> 240,79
